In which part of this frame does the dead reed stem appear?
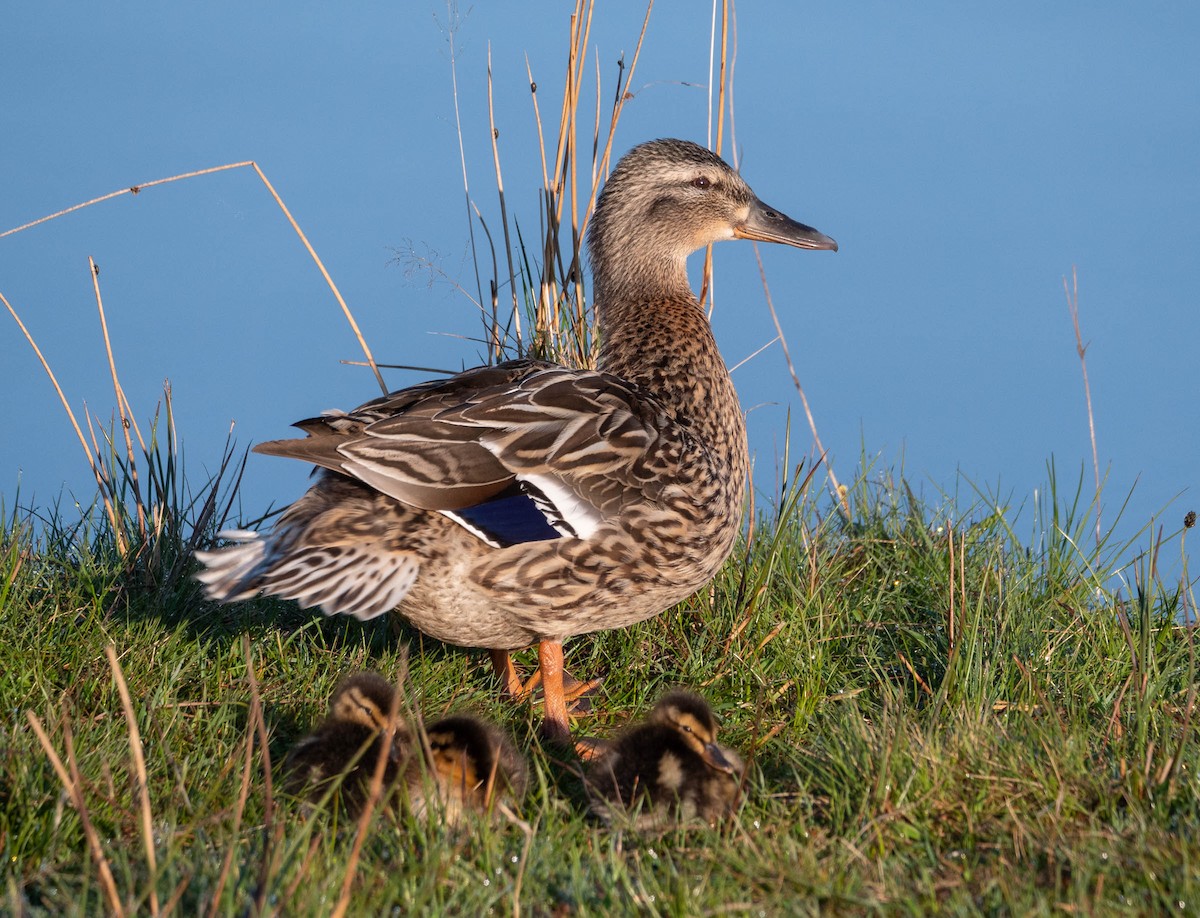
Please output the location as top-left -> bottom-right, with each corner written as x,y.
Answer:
0,288 -> 123,549
241,636 -> 274,917
207,648 -> 260,916
751,244 -> 846,513
1063,266 -> 1101,546
580,1 -> 652,239
487,45 -> 521,358
2,159 -> 386,394
699,0 -> 730,312
444,0 -> 488,354
27,710 -> 126,917
948,521 -> 956,652
105,645 -> 160,917
897,652 -> 934,696
0,162 -> 252,239
247,162 -> 386,395
91,258 -> 148,539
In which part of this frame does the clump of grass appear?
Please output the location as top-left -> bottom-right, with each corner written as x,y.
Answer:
1,279 -> 244,606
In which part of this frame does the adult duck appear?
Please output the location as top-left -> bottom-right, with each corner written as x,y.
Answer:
196,138 -> 836,746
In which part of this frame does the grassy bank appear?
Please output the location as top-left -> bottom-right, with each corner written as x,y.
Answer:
2,461 -> 1196,915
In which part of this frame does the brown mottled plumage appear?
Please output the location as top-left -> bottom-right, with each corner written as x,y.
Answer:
406,714 -> 529,826
283,673 -> 411,816
196,138 -> 837,745
586,691 -> 746,832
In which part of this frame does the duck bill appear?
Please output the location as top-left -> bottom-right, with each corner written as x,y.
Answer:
734,196 -> 838,251
703,742 -> 736,774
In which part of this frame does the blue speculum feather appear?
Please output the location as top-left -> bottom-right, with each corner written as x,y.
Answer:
453,491 -> 563,546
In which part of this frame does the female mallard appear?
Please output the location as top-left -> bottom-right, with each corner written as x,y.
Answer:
406,713 -> 529,826
283,672 -> 411,816
197,138 -> 836,746
586,690 -> 745,831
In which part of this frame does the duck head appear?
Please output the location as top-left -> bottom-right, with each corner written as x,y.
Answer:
649,690 -> 737,774
588,138 -> 836,301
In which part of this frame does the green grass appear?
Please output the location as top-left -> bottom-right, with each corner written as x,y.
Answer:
2,458 -> 1197,916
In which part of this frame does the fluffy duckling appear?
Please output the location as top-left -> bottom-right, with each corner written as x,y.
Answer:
587,691 -> 745,832
406,714 -> 528,826
283,672 -> 411,816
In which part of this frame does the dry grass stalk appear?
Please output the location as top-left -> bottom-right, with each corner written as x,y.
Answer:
751,246 -> 846,512
947,521 -> 957,652
207,644 -> 263,917
247,161 -> 386,395
508,814 -> 537,918
512,0 -> 653,367
443,0 -> 488,339
699,0 -> 731,311
2,159 -> 384,394
0,162 -> 252,239
0,288 -> 124,550
487,47 -> 520,357
239,635 -> 275,917
1063,266 -> 1101,546
104,645 -> 160,917
91,258 -> 149,539
27,709 -> 126,917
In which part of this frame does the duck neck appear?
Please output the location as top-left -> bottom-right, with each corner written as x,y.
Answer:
594,271 -> 748,478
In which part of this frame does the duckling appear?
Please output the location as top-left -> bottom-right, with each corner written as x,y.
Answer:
587,691 -> 745,831
406,714 -> 528,826
283,672 -> 412,816
196,138 -> 837,748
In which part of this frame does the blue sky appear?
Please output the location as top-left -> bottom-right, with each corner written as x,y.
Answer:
2,3 -> 1197,588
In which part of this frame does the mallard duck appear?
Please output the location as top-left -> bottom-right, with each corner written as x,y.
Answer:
283,672 -> 411,816
196,138 -> 837,746
406,713 -> 529,826
586,690 -> 745,831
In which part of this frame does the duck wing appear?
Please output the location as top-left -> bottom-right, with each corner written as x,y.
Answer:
254,359 -> 699,546
257,361 -> 549,514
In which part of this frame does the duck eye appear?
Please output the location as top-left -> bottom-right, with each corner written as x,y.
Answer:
691,176 -> 712,189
